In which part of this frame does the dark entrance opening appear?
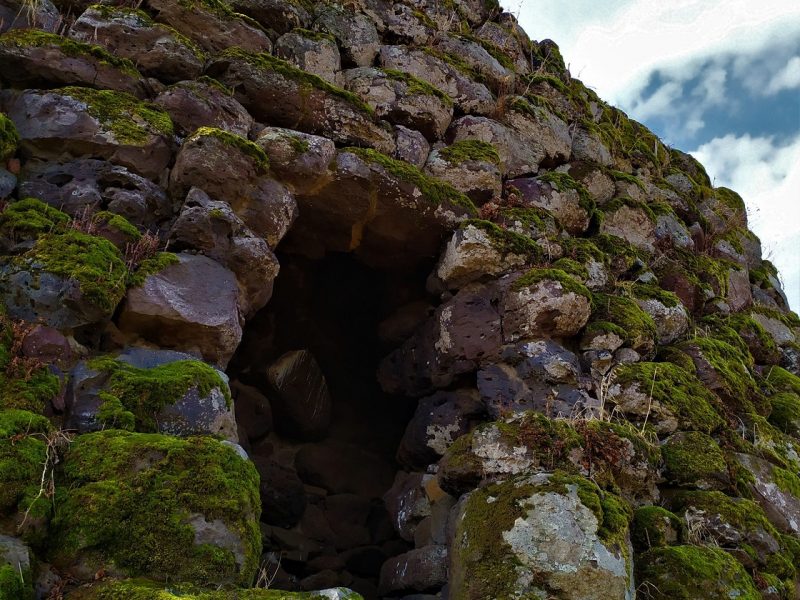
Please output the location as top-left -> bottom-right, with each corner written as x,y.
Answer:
228,251 -> 431,598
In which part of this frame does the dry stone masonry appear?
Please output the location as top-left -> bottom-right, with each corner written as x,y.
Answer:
0,0 -> 798,598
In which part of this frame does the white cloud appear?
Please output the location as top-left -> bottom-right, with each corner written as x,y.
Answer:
765,55 -> 800,95
516,0 -> 800,106
691,133 -> 800,310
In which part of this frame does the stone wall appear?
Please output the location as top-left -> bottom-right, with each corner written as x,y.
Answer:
0,0 -> 799,598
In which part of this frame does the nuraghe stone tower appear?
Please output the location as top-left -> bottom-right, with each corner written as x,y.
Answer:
0,0 -> 798,598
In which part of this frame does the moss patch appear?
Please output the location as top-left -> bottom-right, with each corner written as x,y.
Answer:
453,472 -> 630,599
0,113 -> 19,161
219,48 -> 374,116
763,366 -> 800,395
613,362 -> 724,433
127,252 -> 179,288
0,198 -> 69,241
69,579 -> 363,599
187,127 -> 269,172
767,392 -> 800,436
631,506 -> 682,551
382,68 -> 452,104
0,29 -> 139,77
511,267 -> 593,301
629,282 -> 680,308
439,140 -> 500,165
591,293 -> 656,349
87,356 -> 230,432
462,219 -> 541,259
17,230 -> 128,315
344,147 -> 477,214
0,409 -> 52,519
57,87 -> 173,145
636,545 -> 760,600
662,432 -> 727,488
537,171 -> 595,214
50,430 -> 260,586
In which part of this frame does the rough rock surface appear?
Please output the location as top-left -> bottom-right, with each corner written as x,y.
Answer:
0,1 -> 798,599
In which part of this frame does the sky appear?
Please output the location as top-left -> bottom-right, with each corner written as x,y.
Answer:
513,0 -> 800,311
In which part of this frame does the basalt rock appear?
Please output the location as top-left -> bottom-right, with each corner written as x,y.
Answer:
1,1 -> 798,599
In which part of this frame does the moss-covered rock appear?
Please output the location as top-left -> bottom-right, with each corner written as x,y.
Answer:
636,545 -> 760,600
589,293 -> 656,354
0,198 -> 69,242
0,114 -> 19,162
0,410 -> 52,520
5,229 -> 128,320
68,579 -> 363,598
608,362 -> 724,435
449,471 -> 633,600
768,391 -> 800,436
661,432 -> 729,490
49,430 -> 260,587
630,506 -> 682,551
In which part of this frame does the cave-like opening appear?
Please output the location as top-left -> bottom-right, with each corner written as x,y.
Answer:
227,251 -> 433,598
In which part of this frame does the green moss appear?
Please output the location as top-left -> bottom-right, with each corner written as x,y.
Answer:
636,545 -> 760,600
188,127 -> 269,172
127,252 -> 179,288
602,195 -> 656,224
591,293 -> 656,349
0,367 -> 60,413
439,140 -> 500,165
607,169 -> 646,191
538,171 -> 594,214
631,506 -> 682,550
422,47 -> 485,84
87,356 -> 230,432
613,362 -> 724,433
0,198 -> 70,241
286,134 -> 309,154
772,464 -> 800,499
749,304 -> 800,329
511,267 -> 592,300
714,187 -> 746,214
749,259 -> 779,289
344,147 -> 477,214
50,430 -> 261,586
591,233 -> 646,271
0,409 -> 51,517
291,27 -> 335,43
521,73 -> 567,93
552,257 -> 589,280
629,282 -> 680,308
97,392 -> 135,431
58,87 -> 173,145
496,206 -> 553,234
463,219 -> 541,259
662,432 -> 727,488
91,211 -> 141,240
0,113 -> 19,161
19,230 -> 128,314
529,41 -> 567,76
767,392 -> 800,436
683,337 -> 760,410
453,472 -> 629,599
70,579 -> 363,599
763,366 -> 800,395
561,237 -> 606,264
0,29 -> 140,77
0,563 -> 32,600
382,68 -> 452,104
219,48 -> 374,116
